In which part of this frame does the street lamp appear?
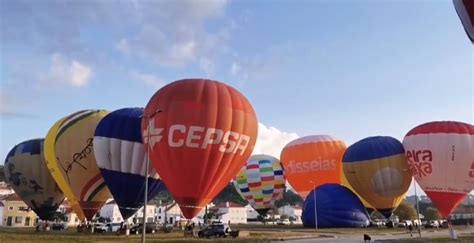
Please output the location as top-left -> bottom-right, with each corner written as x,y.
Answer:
309,180 -> 318,230
141,109 -> 163,243
413,179 -> 422,238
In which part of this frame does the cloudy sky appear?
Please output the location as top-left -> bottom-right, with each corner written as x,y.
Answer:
1,0 -> 472,196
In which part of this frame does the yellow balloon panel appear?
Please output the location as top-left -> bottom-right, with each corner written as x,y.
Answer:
343,154 -> 411,210
340,171 -> 374,210
49,110 -> 111,220
45,117 -> 85,220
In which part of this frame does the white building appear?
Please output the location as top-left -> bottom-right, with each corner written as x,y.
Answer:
0,182 -> 14,196
56,200 -> 81,227
99,200 -> 156,224
99,200 -> 124,223
210,202 -> 247,224
278,205 -> 303,223
245,204 -> 259,221
155,202 -> 183,225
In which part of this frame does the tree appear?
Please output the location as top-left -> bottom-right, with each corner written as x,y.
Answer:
275,189 -> 304,208
424,207 -> 441,220
394,201 -> 417,220
213,183 -> 247,205
0,165 -> 4,181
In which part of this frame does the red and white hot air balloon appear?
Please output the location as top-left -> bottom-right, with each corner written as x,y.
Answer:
403,121 -> 474,218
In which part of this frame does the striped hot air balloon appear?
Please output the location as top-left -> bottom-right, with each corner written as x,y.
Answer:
94,108 -> 166,220
233,154 -> 286,215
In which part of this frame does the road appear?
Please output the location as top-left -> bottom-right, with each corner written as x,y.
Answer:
276,227 -> 474,242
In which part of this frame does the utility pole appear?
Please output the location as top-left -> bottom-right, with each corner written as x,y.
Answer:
141,109 -> 162,243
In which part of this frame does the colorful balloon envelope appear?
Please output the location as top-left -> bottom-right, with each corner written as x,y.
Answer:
342,136 -> 412,218
340,171 -> 375,214
44,117 -> 85,220
280,135 -> 346,198
4,139 -> 65,220
45,110 -> 111,220
403,121 -> 474,218
233,154 -> 286,215
141,79 -> 258,219
94,108 -> 166,220
302,184 -> 370,228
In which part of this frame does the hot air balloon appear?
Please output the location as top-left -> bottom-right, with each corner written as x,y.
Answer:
45,110 -> 111,220
403,121 -> 474,218
233,154 -> 286,216
342,136 -> 412,218
94,108 -> 166,220
454,0 -> 474,42
280,135 -> 346,198
142,79 -> 258,219
302,184 -> 370,228
4,139 -> 65,220
44,117 -> 85,220
340,172 -> 375,215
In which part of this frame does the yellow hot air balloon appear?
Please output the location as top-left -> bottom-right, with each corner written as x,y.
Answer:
45,117 -> 85,220
343,136 -> 412,218
340,171 -> 375,214
45,110 -> 111,220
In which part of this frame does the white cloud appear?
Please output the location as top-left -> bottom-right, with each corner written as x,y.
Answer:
130,71 -> 166,89
230,62 -> 241,75
115,0 -> 231,68
199,57 -> 215,77
45,53 -> 92,87
252,123 -> 299,158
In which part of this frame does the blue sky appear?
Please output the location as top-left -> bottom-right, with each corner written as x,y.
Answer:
1,0 -> 472,196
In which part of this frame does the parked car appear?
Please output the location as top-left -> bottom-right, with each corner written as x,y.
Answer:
51,222 -> 68,231
198,223 -> 226,238
425,220 -> 440,228
369,220 -> 385,227
129,222 -> 159,234
277,219 -> 291,225
398,222 -> 407,228
95,223 -> 121,233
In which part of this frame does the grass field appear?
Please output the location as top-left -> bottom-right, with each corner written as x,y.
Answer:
1,225 -> 473,242
0,226 -> 305,243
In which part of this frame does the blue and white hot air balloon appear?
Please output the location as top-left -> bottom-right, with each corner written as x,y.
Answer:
93,108 -> 166,219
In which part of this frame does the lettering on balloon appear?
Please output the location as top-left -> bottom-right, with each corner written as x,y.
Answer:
144,123 -> 251,155
469,161 -> 474,178
61,138 -> 93,182
284,159 -> 336,174
405,149 -> 433,178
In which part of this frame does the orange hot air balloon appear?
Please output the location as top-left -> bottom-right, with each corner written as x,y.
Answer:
280,135 -> 346,198
142,79 -> 258,219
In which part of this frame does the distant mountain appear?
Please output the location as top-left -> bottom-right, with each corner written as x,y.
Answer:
406,194 -> 474,206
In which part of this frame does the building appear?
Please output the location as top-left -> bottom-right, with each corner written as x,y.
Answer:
0,194 -> 37,227
99,200 -> 156,224
278,205 -> 303,223
245,204 -> 259,221
57,200 -> 81,227
0,182 -> 14,196
210,202 -> 247,224
156,202 -> 179,225
99,200 -> 124,223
